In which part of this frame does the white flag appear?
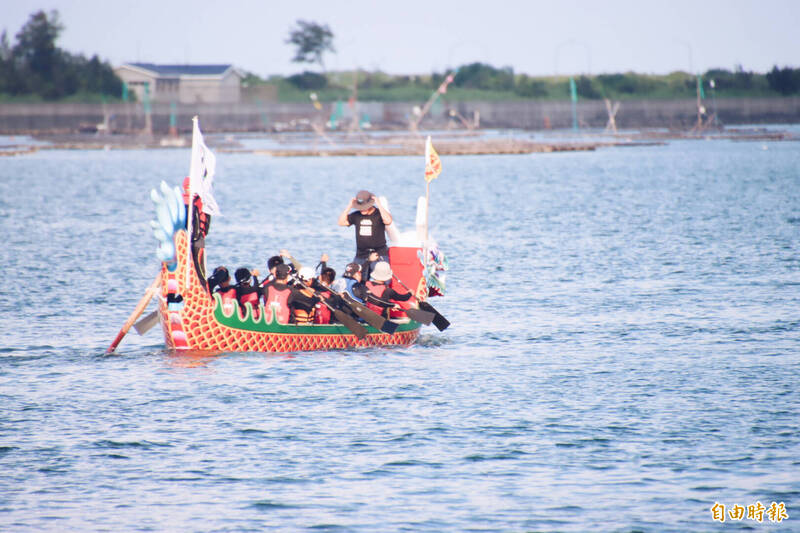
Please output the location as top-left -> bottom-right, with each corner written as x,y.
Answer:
188,116 -> 221,216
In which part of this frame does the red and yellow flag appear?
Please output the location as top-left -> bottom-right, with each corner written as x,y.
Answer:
424,136 -> 442,183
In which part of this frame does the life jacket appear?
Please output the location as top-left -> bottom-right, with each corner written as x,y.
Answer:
343,278 -> 363,302
238,287 -> 260,320
216,286 -> 237,315
292,288 -> 316,325
264,284 -> 291,324
365,281 -> 390,317
313,290 -> 332,324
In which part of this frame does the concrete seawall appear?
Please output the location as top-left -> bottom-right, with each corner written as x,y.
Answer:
1,98 -> 798,134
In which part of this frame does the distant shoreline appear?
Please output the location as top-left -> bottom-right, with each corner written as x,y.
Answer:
1,127 -> 796,158
1,97 -> 798,137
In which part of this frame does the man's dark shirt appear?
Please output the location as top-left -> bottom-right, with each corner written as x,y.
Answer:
346,209 -> 387,257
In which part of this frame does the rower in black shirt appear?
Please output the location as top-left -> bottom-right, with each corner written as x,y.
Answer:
234,267 -> 262,320
289,267 -> 320,324
363,261 -> 412,319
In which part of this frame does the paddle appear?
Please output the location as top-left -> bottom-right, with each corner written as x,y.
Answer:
391,274 -> 450,331
418,300 -> 450,331
133,310 -> 160,335
403,306 -> 436,325
340,293 -> 398,334
107,274 -> 161,353
292,277 -> 368,340
306,275 -> 397,334
326,301 -> 368,340
355,288 -> 435,326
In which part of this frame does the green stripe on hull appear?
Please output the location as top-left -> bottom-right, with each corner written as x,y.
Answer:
211,293 -> 419,335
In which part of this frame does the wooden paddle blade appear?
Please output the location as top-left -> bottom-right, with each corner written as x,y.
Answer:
379,320 -> 399,334
134,310 -> 159,335
404,307 -> 435,325
418,301 -> 450,331
430,313 -> 450,331
333,309 -> 367,339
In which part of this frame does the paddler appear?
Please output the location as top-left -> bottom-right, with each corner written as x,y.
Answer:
262,264 -> 292,324
182,176 -> 211,282
207,266 -> 237,315
312,266 -> 336,324
234,267 -> 261,320
289,267 -> 319,324
331,262 -> 366,303
337,190 -> 393,268
364,261 -> 412,319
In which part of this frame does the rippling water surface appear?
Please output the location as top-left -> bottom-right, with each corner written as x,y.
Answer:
1,135 -> 799,531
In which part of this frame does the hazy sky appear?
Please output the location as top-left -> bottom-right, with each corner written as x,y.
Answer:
2,0 -> 798,77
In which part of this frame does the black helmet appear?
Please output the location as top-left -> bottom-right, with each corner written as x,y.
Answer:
234,267 -> 251,284
211,266 -> 230,283
274,264 -> 290,280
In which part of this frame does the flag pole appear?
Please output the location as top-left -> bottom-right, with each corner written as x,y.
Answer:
421,136 -> 442,301
422,137 -> 434,300
425,180 -> 430,243
423,178 -> 431,301
185,116 -> 198,285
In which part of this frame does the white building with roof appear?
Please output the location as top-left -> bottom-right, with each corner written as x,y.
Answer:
113,63 -> 242,104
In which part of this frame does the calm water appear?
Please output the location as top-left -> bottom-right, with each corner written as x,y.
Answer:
1,135 -> 799,531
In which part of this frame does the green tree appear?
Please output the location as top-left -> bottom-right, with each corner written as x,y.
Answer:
453,63 -> 514,91
575,75 -> 600,99
286,70 -> 328,90
595,72 -> 661,97
12,10 -> 63,95
515,75 -> 548,98
286,20 -> 335,71
0,30 -> 12,94
766,65 -> 800,95
0,9 -> 122,100
0,30 -> 10,61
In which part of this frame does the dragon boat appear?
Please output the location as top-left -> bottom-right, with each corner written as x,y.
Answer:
143,122 -> 448,354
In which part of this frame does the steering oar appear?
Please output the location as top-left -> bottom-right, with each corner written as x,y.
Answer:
107,274 -> 161,353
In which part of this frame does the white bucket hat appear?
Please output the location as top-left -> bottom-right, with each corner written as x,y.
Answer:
370,261 -> 392,282
298,266 -> 315,281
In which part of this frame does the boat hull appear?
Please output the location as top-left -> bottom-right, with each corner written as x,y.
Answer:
158,231 -> 420,352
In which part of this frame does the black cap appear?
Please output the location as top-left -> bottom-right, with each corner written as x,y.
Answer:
234,267 -> 251,284
267,255 -> 284,271
275,264 -> 290,279
344,262 -> 361,278
212,266 -> 230,283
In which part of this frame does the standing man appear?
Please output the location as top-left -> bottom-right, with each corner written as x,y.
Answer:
183,176 -> 211,284
338,189 -> 393,267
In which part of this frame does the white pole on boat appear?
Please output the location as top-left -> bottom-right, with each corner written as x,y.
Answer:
415,197 -> 427,242
422,179 -> 431,302
424,179 -> 430,249
421,136 -> 441,302
422,141 -> 430,289
381,196 -> 401,244
185,116 -> 199,286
